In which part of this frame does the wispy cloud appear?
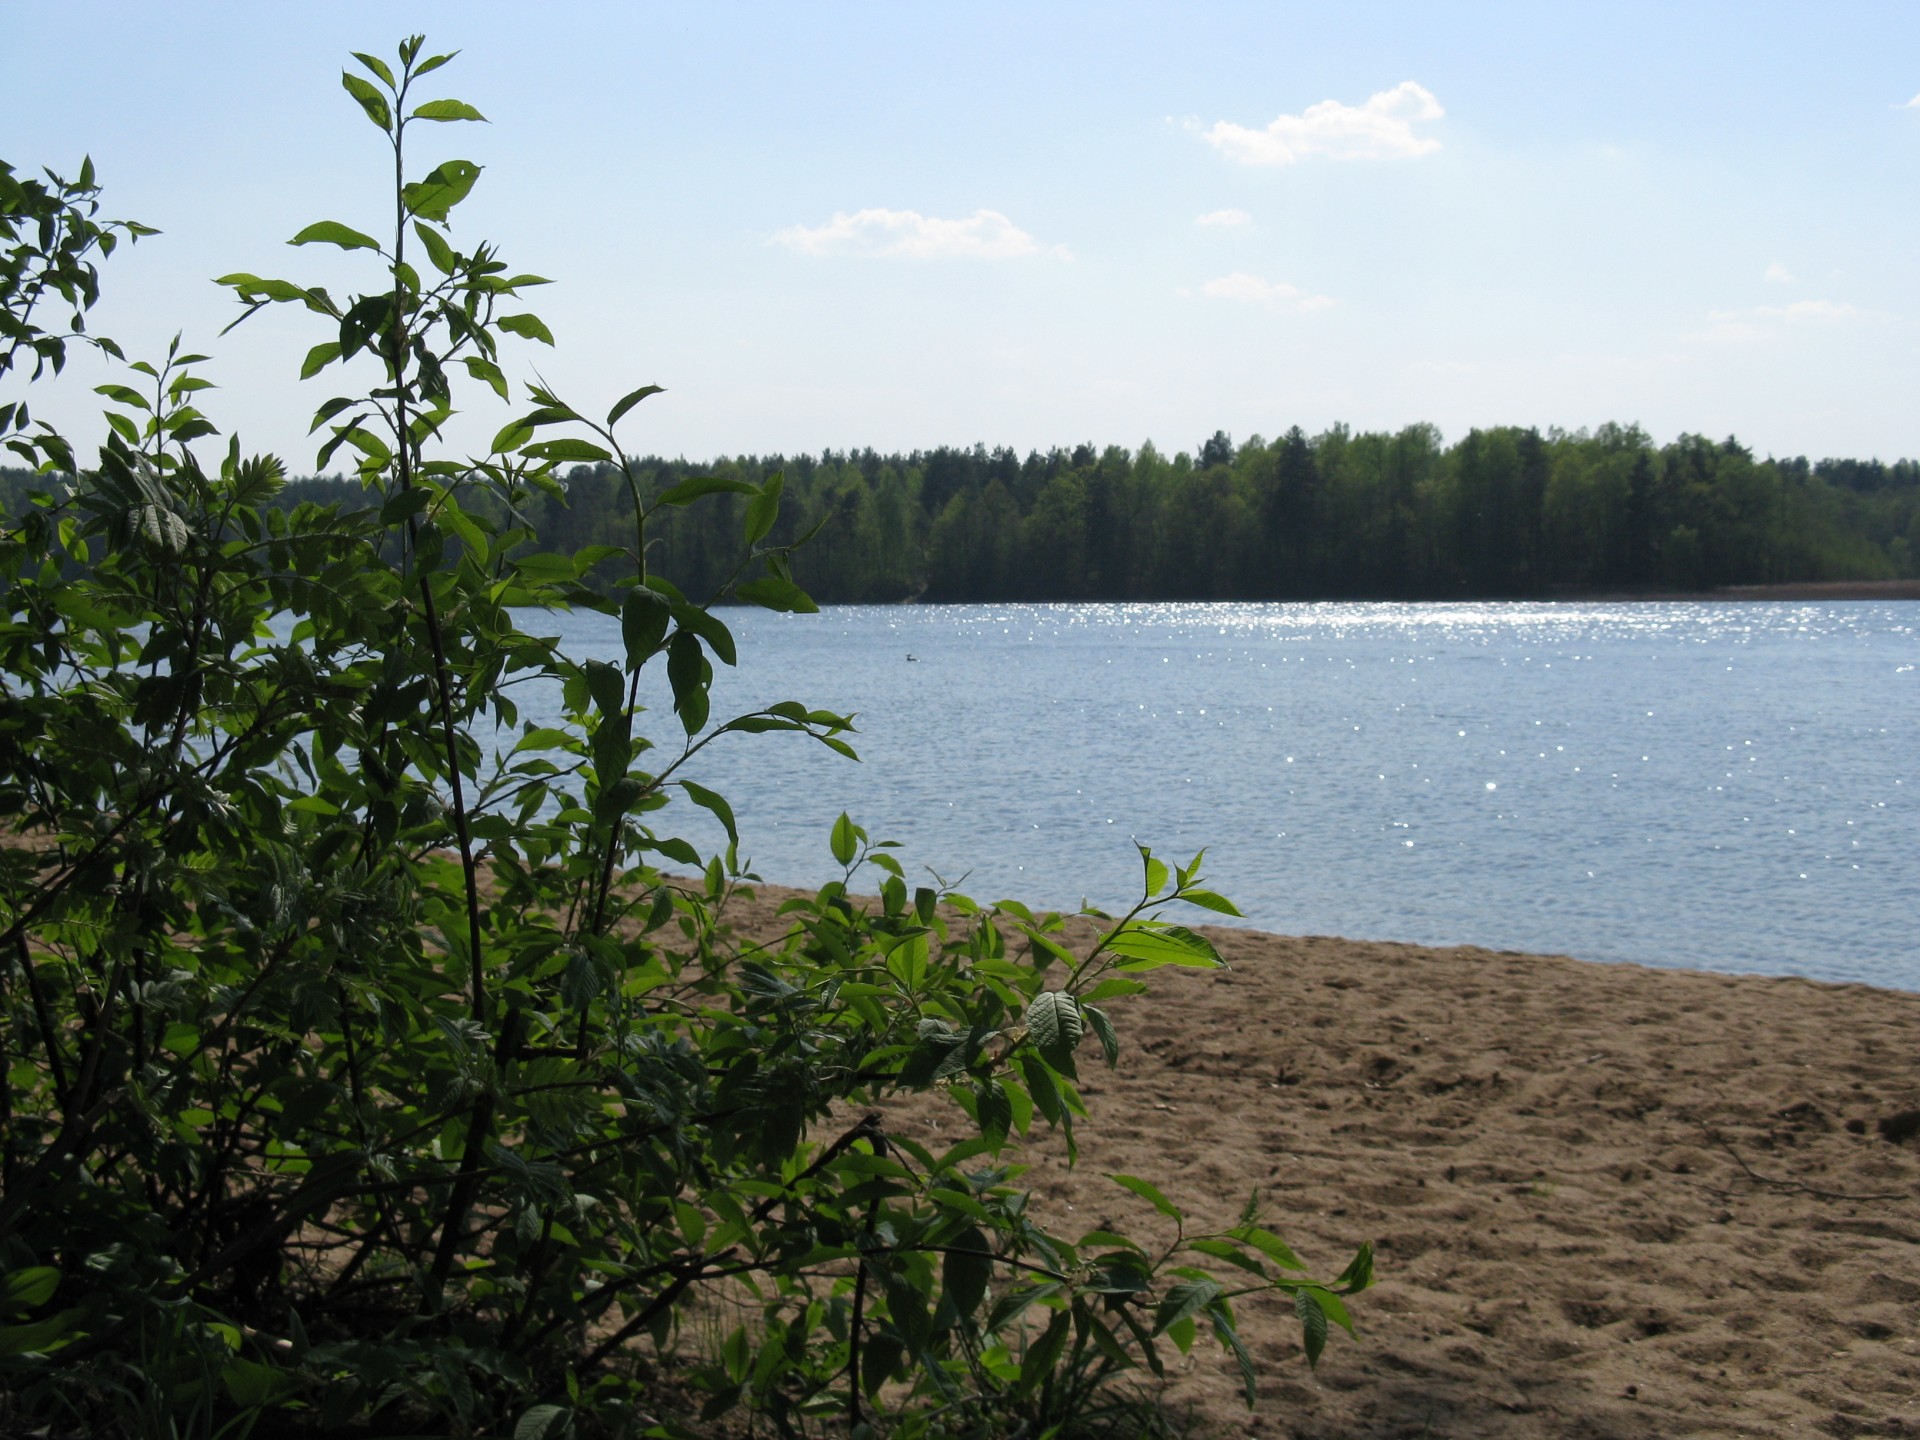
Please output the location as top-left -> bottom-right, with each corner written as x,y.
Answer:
771,208 -> 1070,260
1686,298 -> 1878,343
1195,208 -> 1251,227
1200,82 -> 1443,166
1764,261 -> 1795,284
1904,92 -> 1920,108
1187,272 -> 1336,311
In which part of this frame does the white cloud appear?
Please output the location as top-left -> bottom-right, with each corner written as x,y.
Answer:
1195,272 -> 1335,311
1685,298 -> 1878,343
770,208 -> 1070,260
1905,92 -> 1920,108
1747,299 -> 1869,322
1195,208 -> 1251,227
1201,82 -> 1444,166
1764,261 -> 1795,284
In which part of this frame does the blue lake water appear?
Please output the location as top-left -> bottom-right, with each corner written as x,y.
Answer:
512,601 -> 1918,991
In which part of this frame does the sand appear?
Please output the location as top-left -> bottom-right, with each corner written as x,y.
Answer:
724,887 -> 1920,1439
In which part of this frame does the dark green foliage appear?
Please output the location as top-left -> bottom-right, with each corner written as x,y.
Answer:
302,426 -> 1911,606
0,39 -> 1367,1438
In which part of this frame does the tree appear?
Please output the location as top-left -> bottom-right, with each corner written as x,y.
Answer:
0,41 -> 1374,1440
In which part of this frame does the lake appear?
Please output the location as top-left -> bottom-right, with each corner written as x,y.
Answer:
513,601 -> 1918,991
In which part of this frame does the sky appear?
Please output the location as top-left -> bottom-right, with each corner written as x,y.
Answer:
8,1 -> 1920,469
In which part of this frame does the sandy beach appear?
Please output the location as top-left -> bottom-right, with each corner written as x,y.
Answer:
726,887 -> 1920,1439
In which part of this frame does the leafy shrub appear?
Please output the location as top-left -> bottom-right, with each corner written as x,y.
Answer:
0,37 -> 1369,1438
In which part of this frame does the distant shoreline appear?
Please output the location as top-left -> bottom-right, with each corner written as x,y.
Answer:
1566,578 -> 1920,602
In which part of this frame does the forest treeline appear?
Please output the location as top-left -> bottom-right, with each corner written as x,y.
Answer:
7,422 -> 1917,601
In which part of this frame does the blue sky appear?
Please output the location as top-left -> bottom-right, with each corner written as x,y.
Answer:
8,2 -> 1920,467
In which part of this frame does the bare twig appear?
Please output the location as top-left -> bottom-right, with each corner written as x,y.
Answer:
1706,1128 -> 1906,1203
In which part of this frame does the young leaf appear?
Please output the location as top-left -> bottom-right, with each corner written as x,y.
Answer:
1017,1052 -> 1062,1126
1108,1173 -> 1181,1222
1180,888 -> 1243,917
680,780 -> 738,850
349,50 -> 395,87
744,470 -> 783,545
340,71 -> 392,130
1081,1002 -> 1119,1066
1106,924 -> 1225,973
499,312 -> 555,346
412,98 -> 488,122
414,220 -> 458,275
290,221 -> 382,252
830,812 -> 859,866
1333,1239 -> 1375,1294
653,473 -> 757,508
1207,1301 -> 1260,1408
607,383 -> 664,427
1154,1279 -> 1221,1338
1138,841 -> 1168,896
300,342 -> 341,379
734,576 -> 818,614
1233,1226 -> 1306,1272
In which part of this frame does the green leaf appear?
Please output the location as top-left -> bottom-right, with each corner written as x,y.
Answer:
513,1403 -> 574,1440
300,341 -> 341,378
1233,1226 -> 1306,1272
1295,1289 -> 1329,1368
622,586 -> 671,664
1017,1052 -> 1062,1126
1188,1237 -> 1267,1278
498,312 -> 555,346
1304,1284 -> 1355,1335
830,812 -> 859,866
414,220 -> 458,275
349,50 -> 395,87
974,1079 -> 1012,1143
667,629 -> 708,734
606,384 -> 664,426
1179,888 -> 1243,917
1026,991 -> 1083,1076
0,1268 -> 59,1314
943,1229 -> 992,1318
1014,1310 -> 1071,1398
1106,924 -> 1225,973
290,220 -> 382,252
1080,976 -> 1148,1003
734,575 -> 818,614
524,438 -> 611,463
1207,1301 -> 1259,1408
412,98 -> 488,122
1334,1240 -> 1375,1294
680,780 -> 737,850
1108,1173 -> 1181,1222
744,470 -> 783,545
341,71 -> 392,130
402,158 -> 482,223
1082,1002 -> 1119,1066
93,383 -> 149,410
1154,1279 -> 1221,1338
654,473 -> 757,507
1139,842 -> 1169,896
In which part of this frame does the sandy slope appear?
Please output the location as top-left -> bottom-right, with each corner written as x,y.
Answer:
727,887 -> 1920,1439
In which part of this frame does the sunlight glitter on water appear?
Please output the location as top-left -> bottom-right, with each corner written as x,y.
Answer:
517,600 -> 1918,990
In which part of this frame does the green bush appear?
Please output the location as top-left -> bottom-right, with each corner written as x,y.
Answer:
0,38 -> 1368,1438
